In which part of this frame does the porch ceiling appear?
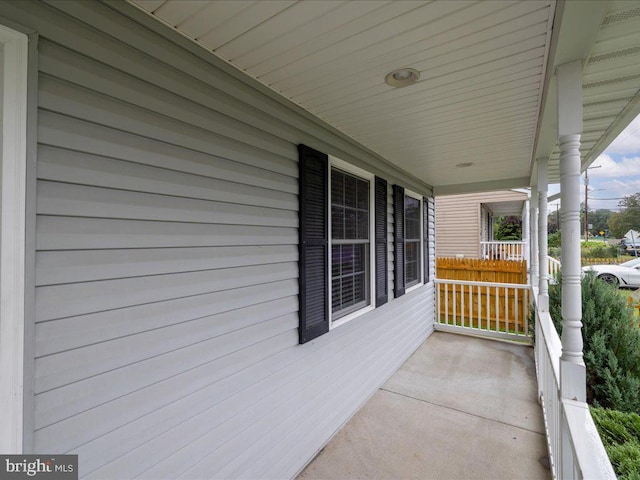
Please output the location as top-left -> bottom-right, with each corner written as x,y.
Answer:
484,200 -> 526,217
129,0 -> 640,194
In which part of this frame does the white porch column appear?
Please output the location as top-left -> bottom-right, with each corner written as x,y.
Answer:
530,186 -> 538,286
557,60 -> 586,402
537,159 -> 549,312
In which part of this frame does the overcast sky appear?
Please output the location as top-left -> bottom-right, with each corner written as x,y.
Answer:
549,114 -> 640,212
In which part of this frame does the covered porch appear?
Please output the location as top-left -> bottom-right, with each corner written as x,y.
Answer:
0,1 -> 638,478
299,332 -> 548,480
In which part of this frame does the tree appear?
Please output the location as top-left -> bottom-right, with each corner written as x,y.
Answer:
547,209 -> 560,234
608,193 -> 640,238
493,216 -> 522,240
548,272 -> 640,413
590,209 -> 613,236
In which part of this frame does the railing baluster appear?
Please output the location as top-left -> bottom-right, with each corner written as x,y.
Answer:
525,289 -> 529,335
486,284 -> 490,331
461,283 -> 465,327
445,282 -> 449,324
453,283 -> 457,326
493,287 -> 500,332
436,282 -> 440,325
515,285 -> 519,335
504,286 -> 509,334
469,284 -> 473,328
477,284 -> 481,330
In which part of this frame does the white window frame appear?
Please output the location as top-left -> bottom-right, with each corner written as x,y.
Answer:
0,24 -> 28,454
328,156 -> 375,329
404,189 -> 423,294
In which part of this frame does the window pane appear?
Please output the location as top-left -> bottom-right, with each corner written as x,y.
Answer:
331,243 -> 368,316
405,196 -> 420,240
332,278 -> 341,311
332,171 -> 344,205
356,178 -> 368,209
344,208 -> 357,239
332,206 -> 344,240
354,272 -> 366,303
332,245 -> 342,276
341,275 -> 354,309
344,173 -> 357,208
357,210 -> 368,239
342,245 -> 354,275
354,244 -> 365,271
406,240 -> 420,285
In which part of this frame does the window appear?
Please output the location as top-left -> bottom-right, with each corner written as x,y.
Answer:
393,186 -> 425,297
298,144 -> 384,343
297,145 -> 429,342
330,168 -> 370,320
404,194 -> 421,288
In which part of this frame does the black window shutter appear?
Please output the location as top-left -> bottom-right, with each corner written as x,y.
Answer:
393,184 -> 405,298
375,177 -> 388,306
423,197 -> 430,283
298,144 -> 329,344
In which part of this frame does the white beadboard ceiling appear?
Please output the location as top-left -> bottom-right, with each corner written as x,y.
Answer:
130,0 -> 640,194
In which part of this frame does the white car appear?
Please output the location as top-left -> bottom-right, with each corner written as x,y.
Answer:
582,257 -> 640,288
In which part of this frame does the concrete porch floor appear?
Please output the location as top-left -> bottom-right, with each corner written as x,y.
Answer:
298,332 -> 550,480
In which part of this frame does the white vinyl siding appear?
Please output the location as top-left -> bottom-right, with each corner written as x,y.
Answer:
435,190 -> 527,258
0,1 -> 435,478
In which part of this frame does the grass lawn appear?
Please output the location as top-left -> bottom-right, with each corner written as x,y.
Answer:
618,289 -> 640,319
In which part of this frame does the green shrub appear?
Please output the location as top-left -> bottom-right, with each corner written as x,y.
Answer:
591,407 -> 640,480
548,272 -> 640,413
580,240 -> 617,258
548,231 -> 561,248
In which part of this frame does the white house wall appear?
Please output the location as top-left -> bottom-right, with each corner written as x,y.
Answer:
435,190 -> 527,258
0,1 -> 435,478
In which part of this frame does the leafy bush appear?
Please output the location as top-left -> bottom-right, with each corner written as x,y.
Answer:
548,272 -> 640,413
591,407 -> 640,480
548,246 -> 561,259
581,241 -> 617,258
548,231 -> 561,248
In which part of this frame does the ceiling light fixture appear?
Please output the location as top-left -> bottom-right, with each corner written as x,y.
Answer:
385,68 -> 420,88
456,162 -> 474,168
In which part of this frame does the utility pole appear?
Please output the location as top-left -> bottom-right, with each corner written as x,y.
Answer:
585,170 -> 589,240
584,165 -> 602,240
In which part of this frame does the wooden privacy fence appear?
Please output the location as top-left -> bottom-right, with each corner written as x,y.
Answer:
582,257 -> 636,265
435,258 -> 530,339
436,257 -> 527,284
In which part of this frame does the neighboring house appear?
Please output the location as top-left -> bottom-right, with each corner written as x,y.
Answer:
0,1 -> 637,479
436,190 -> 528,258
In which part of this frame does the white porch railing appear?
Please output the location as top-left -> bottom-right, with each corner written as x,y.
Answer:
435,279 -> 531,342
481,241 -> 527,261
548,256 -> 561,278
534,305 -> 615,480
